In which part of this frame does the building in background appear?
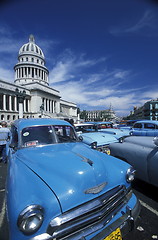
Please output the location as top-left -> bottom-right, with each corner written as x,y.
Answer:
0,35 -> 77,123
80,107 -> 117,122
126,99 -> 158,120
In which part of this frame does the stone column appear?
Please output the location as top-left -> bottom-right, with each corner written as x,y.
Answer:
3,94 -> 6,110
23,99 -> 26,112
14,96 -> 17,111
9,95 -> 12,111
50,100 -> 52,113
26,67 -> 28,78
19,103 -> 23,118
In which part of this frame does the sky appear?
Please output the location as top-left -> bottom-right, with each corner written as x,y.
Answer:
0,0 -> 158,117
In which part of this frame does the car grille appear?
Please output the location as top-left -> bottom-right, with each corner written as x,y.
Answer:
97,145 -> 110,154
47,185 -> 132,240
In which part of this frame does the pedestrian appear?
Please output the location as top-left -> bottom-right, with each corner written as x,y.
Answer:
0,121 -> 11,163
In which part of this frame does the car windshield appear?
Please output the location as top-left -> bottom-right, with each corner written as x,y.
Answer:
53,125 -> 78,142
21,125 -> 77,147
97,123 -> 113,129
75,124 -> 97,133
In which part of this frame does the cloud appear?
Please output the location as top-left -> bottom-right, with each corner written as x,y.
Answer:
125,10 -> 156,33
0,23 -> 157,117
48,49 -> 140,116
53,81 -> 88,104
0,67 -> 14,82
0,25 -> 20,53
49,51 -> 106,84
110,10 -> 158,36
50,52 -> 158,116
49,60 -> 75,83
141,89 -> 158,101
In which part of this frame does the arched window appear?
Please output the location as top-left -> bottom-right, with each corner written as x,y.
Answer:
31,43 -> 34,51
26,44 -> 29,51
36,46 -> 38,53
1,115 -> 4,120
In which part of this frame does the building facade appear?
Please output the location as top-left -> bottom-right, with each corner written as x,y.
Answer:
127,99 -> 158,120
0,35 -> 77,123
143,99 -> 158,120
80,108 -> 117,122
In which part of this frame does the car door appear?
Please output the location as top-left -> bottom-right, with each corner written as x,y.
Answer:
144,123 -> 157,136
132,123 -> 145,136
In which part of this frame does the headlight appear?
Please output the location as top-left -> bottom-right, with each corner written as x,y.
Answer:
103,147 -> 110,155
126,167 -> 136,183
17,205 -> 44,235
91,141 -> 97,149
119,137 -> 123,143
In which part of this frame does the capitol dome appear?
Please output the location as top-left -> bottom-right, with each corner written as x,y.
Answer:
14,35 -> 49,86
19,35 -> 45,59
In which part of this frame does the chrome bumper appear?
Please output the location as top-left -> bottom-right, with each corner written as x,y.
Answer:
30,199 -> 140,240
91,199 -> 141,240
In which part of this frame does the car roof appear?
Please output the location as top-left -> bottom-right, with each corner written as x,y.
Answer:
12,118 -> 72,131
134,120 -> 158,125
74,123 -> 94,126
75,122 -> 112,126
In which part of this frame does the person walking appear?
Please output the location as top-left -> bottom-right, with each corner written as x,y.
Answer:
0,121 -> 11,163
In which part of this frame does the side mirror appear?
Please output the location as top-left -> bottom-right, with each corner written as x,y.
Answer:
153,136 -> 158,147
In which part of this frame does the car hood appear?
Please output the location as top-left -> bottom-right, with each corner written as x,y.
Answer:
99,128 -> 130,136
80,132 -> 118,145
124,136 -> 156,148
17,143 -> 119,212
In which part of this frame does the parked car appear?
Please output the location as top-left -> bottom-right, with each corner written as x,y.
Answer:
118,120 -> 138,130
74,123 -> 120,154
130,120 -> 158,136
109,136 -> 158,187
96,122 -> 130,138
96,121 -> 113,128
6,118 -> 140,240
117,119 -> 138,129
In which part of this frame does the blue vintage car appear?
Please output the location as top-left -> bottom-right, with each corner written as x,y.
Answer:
117,120 -> 138,130
95,122 -> 130,138
6,118 -> 140,240
74,123 -> 119,154
109,136 -> 158,187
130,120 -> 158,136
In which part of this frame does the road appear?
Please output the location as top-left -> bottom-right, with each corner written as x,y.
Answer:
124,180 -> 158,240
0,162 -> 158,240
0,163 -> 9,240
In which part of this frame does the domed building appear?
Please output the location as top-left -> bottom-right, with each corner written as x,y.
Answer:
14,35 -> 49,86
0,35 -> 78,122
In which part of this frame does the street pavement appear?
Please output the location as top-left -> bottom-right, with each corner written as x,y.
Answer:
0,162 -> 9,240
0,162 -> 158,240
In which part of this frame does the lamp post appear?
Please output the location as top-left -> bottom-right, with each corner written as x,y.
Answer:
77,107 -> 80,123
40,103 -> 44,117
15,88 -> 26,118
